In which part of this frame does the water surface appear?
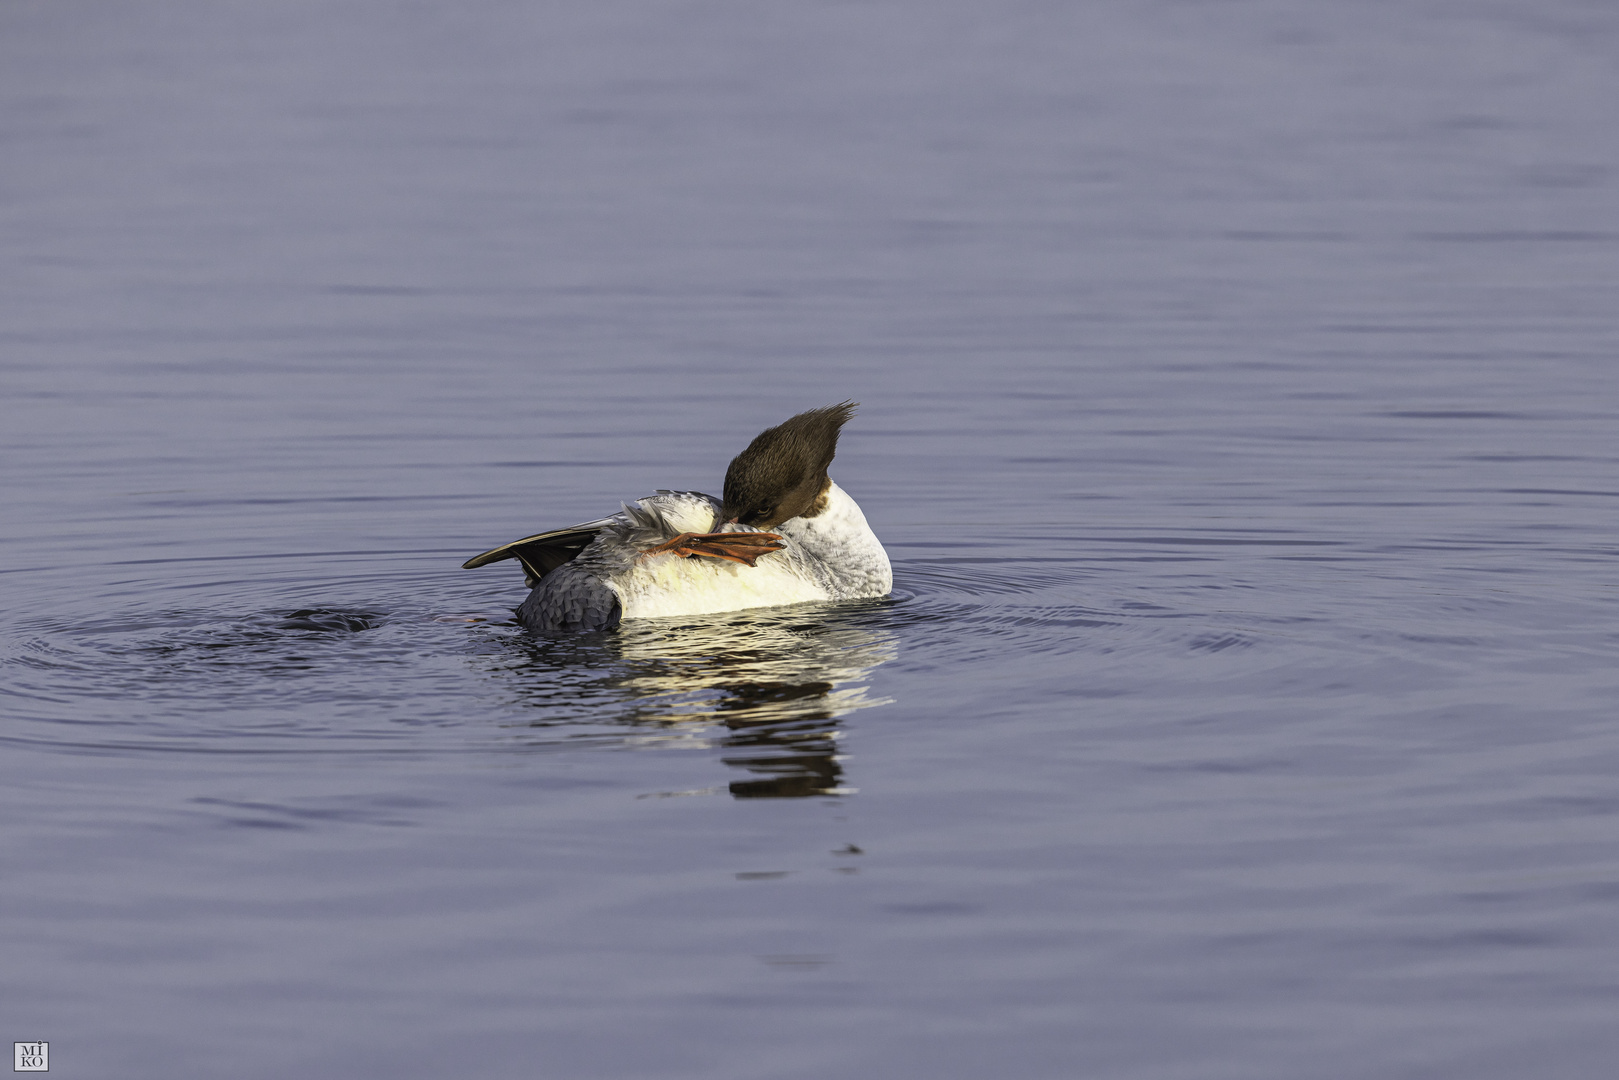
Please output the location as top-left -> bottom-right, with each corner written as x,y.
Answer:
3,1 -> 1618,1077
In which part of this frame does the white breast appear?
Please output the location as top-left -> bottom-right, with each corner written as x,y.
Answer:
605,481 -> 889,620
778,482 -> 893,599
612,550 -> 829,619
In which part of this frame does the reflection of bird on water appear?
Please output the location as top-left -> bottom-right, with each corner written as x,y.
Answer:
488,609 -> 896,798
462,403 -> 891,631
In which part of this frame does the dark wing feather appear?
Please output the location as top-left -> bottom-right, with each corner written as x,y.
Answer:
462,521 -> 611,587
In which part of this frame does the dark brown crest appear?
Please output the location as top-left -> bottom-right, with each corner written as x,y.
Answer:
719,401 -> 857,530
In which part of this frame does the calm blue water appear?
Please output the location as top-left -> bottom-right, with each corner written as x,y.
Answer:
3,2 -> 1618,1077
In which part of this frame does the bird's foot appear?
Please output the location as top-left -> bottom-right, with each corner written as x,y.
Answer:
639,531 -> 786,566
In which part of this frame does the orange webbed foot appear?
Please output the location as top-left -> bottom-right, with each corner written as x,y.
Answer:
639,531 -> 786,567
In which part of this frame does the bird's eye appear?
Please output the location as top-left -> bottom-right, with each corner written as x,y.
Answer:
747,506 -> 775,525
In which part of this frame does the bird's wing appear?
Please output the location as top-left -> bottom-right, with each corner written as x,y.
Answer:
461,518 -> 617,586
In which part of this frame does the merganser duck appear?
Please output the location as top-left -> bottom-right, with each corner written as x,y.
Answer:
463,402 -> 892,630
